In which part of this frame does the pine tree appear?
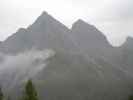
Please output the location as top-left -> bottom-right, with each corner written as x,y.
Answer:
7,96 -> 11,100
129,95 -> 133,100
23,79 -> 38,100
0,86 -> 4,100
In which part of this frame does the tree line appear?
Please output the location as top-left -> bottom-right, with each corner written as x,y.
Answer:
0,79 -> 133,100
0,79 -> 38,100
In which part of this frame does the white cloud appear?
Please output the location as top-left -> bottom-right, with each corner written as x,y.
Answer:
0,49 -> 55,89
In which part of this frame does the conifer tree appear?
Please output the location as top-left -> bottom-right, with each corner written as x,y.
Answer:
23,79 -> 38,100
129,95 -> 133,100
0,86 -> 4,100
7,96 -> 11,100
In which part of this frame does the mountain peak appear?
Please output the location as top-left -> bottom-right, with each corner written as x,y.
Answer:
28,11 -> 69,30
41,11 -> 49,15
122,36 -> 133,48
17,28 -> 27,33
72,19 -> 107,40
39,11 -> 51,18
71,19 -> 111,56
29,11 -> 55,27
75,19 -> 86,24
37,11 -> 52,20
126,36 -> 133,43
72,19 -> 94,29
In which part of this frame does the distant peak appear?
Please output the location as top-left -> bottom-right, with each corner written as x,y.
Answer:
29,11 -> 61,27
126,36 -> 133,41
76,19 -> 86,23
17,28 -> 27,33
125,36 -> 133,44
72,19 -> 94,29
42,11 -> 48,15
121,36 -> 133,48
36,11 -> 52,20
40,11 -> 50,17
74,19 -> 89,25
28,11 -> 69,30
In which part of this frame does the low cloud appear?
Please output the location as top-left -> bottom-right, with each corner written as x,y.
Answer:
0,49 -> 55,89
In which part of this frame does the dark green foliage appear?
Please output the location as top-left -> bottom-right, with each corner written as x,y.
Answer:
129,95 -> 133,100
7,96 -> 11,100
0,87 -> 3,100
23,80 -> 38,100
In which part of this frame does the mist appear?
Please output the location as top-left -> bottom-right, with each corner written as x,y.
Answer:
0,49 -> 55,89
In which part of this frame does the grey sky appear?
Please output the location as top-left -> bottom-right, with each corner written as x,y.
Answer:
0,0 -> 132,46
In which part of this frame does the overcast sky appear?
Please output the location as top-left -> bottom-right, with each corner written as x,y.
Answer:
0,0 -> 132,46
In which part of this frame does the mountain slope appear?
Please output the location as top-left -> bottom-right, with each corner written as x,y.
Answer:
112,37 -> 133,74
0,11 -> 133,100
0,12 -> 77,54
8,51 -> 133,100
71,19 -> 113,58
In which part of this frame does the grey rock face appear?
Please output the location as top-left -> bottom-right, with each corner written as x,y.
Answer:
0,11 -> 133,100
0,12 -> 77,54
71,19 -> 112,58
